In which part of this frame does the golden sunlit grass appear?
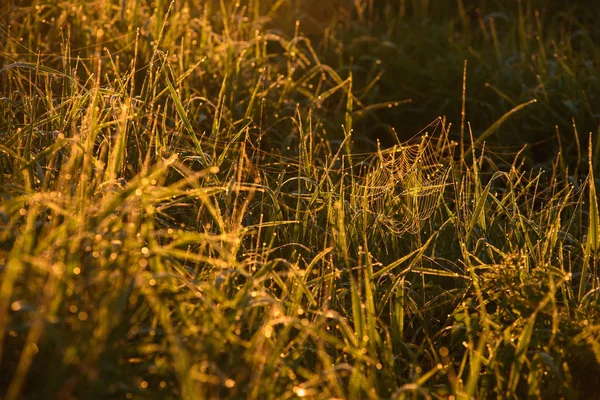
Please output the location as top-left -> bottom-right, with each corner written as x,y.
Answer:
1,1 -> 599,399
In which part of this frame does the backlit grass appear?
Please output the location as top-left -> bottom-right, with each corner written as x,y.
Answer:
1,1 -> 599,399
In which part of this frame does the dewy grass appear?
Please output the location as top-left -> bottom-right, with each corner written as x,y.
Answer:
1,1 -> 600,399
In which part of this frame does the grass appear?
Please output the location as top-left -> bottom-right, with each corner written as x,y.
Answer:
1,0 -> 599,398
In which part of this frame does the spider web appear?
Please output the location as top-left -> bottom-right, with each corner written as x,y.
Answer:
227,117 -> 452,236
352,118 -> 450,235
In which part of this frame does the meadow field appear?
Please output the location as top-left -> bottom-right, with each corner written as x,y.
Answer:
1,0 -> 600,398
